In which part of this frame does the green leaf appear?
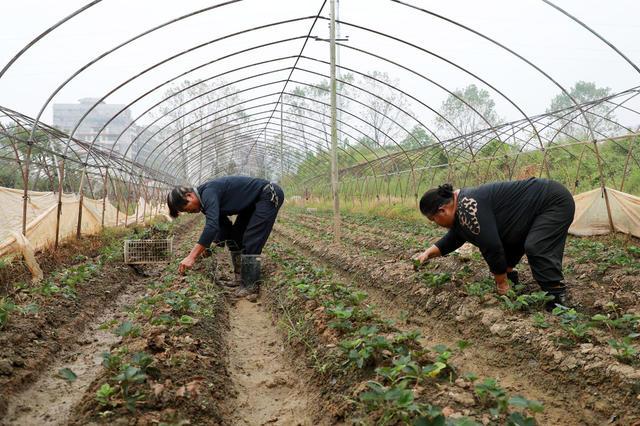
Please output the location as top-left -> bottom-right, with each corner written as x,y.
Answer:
360,391 -> 384,403
508,394 -> 531,407
412,415 -> 446,426
55,367 -> 77,383
395,389 -> 414,407
180,315 -> 194,325
507,411 -> 536,426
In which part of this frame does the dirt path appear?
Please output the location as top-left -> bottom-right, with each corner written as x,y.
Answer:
2,280 -> 150,425
226,298 -> 316,425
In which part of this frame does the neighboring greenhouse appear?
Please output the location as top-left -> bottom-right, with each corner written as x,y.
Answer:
1,2 -> 639,425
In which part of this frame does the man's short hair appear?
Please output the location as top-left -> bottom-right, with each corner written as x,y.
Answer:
167,186 -> 194,217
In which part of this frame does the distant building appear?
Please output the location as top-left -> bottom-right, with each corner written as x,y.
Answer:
52,98 -> 135,159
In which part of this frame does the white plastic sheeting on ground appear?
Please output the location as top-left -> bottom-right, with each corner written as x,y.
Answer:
569,187 -> 640,238
0,186 -> 166,258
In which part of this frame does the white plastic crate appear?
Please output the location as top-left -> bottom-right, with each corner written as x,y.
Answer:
123,238 -> 173,264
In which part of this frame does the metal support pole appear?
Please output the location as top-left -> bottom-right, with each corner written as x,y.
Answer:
124,177 -> 132,227
21,145 -> 31,235
101,167 -> 109,228
54,159 -> 65,248
76,167 -> 87,239
619,138 -> 635,191
280,100 -> 284,186
592,140 -> 615,233
115,177 -> 121,227
330,0 -> 341,242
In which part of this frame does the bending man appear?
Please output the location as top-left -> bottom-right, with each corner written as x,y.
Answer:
167,175 -> 284,299
415,177 -> 575,311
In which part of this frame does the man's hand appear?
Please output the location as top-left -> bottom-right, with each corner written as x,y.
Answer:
179,256 -> 196,275
179,243 -> 210,274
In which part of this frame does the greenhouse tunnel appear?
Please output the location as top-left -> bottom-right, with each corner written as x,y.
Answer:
1,0 -> 640,253
3,2 -> 640,425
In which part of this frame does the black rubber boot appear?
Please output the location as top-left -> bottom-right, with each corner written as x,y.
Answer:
229,251 -> 243,287
541,283 -> 568,312
506,270 -> 519,287
234,255 -> 261,302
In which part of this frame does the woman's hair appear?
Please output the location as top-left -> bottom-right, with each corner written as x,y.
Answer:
419,183 -> 454,217
167,186 -> 194,218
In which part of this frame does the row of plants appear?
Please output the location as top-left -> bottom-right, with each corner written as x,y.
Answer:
454,270 -> 640,366
0,224 -> 151,337
273,213 -> 640,411
285,206 -> 442,238
277,212 -> 433,270
565,237 -> 640,274
265,241 -> 544,425
69,218 -> 228,424
284,209 -> 435,254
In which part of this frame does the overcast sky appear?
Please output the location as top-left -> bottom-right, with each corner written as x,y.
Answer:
1,0 -> 639,127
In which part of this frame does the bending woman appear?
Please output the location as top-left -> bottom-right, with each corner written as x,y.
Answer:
415,177 -> 575,311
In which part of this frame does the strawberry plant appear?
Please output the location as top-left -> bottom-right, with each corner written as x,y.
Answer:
54,367 -> 78,383
607,333 -> 639,364
111,366 -> 147,410
96,383 -> 118,408
463,277 -> 495,298
113,321 -> 142,338
500,291 -> 553,313
0,297 -> 15,330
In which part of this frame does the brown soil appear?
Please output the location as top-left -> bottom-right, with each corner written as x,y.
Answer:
226,298 -> 317,425
0,213 -> 329,426
2,206 -> 638,425
272,208 -> 640,425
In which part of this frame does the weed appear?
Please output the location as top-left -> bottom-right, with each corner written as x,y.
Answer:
420,271 -> 452,287
179,315 -> 195,325
98,319 -> 119,330
150,315 -> 177,326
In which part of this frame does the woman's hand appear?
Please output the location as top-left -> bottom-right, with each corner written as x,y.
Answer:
414,245 -> 442,266
179,256 -> 196,275
416,250 -> 430,264
494,272 -> 510,295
